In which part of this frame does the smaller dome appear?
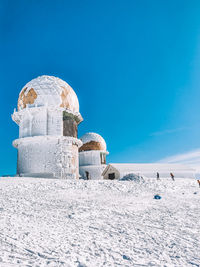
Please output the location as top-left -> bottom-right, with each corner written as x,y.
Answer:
79,132 -> 107,152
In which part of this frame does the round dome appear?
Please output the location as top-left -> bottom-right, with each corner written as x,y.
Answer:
17,75 -> 79,114
79,132 -> 107,152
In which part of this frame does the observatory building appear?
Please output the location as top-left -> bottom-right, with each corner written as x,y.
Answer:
12,75 -> 83,179
11,75 -> 196,180
79,132 -> 109,179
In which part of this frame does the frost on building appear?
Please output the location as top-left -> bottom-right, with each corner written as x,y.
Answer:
102,163 -> 195,180
79,133 -> 109,179
12,75 -> 83,179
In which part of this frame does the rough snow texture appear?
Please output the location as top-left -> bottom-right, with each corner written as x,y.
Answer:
17,75 -> 80,114
103,163 -> 195,180
0,177 -> 199,266
80,133 -> 107,152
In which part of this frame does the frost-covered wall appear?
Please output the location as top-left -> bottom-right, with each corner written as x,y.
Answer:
79,150 -> 108,179
78,132 -> 108,179
79,165 -> 106,180
13,136 -> 81,179
17,107 -> 63,138
79,151 -> 103,166
12,107 -> 82,179
47,109 -> 63,136
12,106 -> 82,179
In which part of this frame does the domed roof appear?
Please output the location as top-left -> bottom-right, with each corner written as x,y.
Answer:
17,75 -> 79,114
79,132 -> 107,152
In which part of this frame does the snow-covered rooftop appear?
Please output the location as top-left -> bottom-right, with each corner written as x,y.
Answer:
79,132 -> 107,152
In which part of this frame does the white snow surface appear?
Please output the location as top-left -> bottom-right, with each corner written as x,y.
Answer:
0,177 -> 199,267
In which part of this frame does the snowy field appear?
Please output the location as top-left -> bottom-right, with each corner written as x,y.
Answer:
0,177 -> 199,267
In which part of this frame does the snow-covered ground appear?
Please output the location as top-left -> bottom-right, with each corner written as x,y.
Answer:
0,177 -> 199,267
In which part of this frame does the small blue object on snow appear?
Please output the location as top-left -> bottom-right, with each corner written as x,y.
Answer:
154,194 -> 162,199
123,255 -> 131,261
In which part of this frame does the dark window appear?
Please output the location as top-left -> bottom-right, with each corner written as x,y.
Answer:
100,153 -> 106,164
108,173 -> 115,180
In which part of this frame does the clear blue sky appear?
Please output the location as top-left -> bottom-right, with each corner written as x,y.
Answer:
1,0 -> 200,175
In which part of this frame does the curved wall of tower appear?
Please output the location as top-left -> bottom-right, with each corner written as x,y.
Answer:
13,136 -> 81,179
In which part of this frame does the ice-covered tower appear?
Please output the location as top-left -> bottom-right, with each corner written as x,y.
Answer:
12,75 -> 83,179
79,132 -> 109,179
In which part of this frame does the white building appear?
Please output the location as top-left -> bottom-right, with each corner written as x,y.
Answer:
102,163 -> 195,180
12,75 -> 83,179
11,75 -> 196,180
79,133 -> 109,179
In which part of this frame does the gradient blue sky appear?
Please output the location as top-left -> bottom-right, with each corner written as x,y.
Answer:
1,0 -> 200,175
